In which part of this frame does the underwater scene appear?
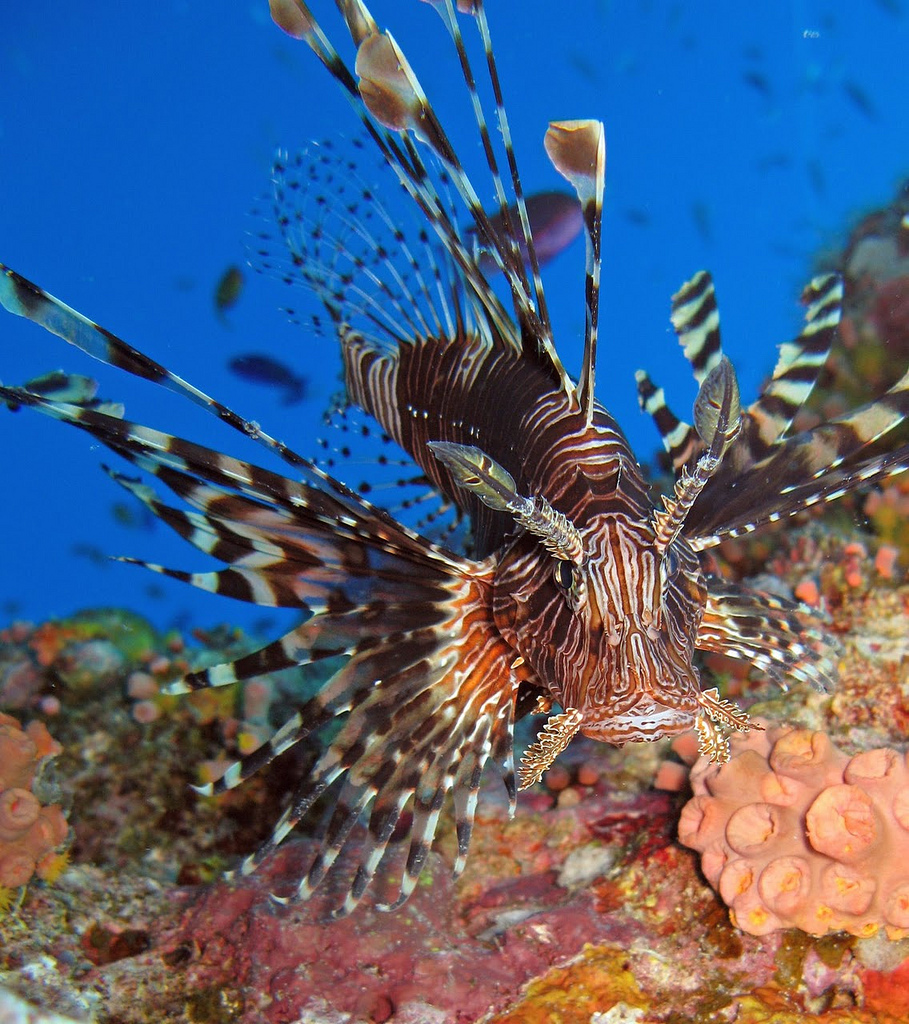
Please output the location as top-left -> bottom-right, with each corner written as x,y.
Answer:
2,1 -> 909,1021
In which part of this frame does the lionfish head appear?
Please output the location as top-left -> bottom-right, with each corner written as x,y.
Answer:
495,511 -> 707,748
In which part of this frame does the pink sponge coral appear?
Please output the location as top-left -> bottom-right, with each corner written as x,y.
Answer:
0,711 -> 68,891
678,723 -> 909,939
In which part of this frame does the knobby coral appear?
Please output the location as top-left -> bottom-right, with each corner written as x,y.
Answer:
0,711 -> 69,898
678,723 -> 909,938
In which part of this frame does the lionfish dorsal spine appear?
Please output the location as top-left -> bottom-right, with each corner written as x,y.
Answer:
544,119 -> 606,424
747,273 -> 842,452
275,1 -> 519,349
426,0 -> 552,336
635,368 -> 699,470
294,0 -> 581,398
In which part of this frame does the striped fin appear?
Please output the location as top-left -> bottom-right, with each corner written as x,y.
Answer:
685,366 -> 909,546
254,143 -> 464,355
0,264 -> 364,502
746,273 -> 841,454
636,268 -> 721,470
634,369 -> 698,470
697,580 -> 839,693
643,272 -> 842,478
653,357 -> 740,553
670,270 -> 723,384
424,0 -> 550,331
0,379 -> 532,913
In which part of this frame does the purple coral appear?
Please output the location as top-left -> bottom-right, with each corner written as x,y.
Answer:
678,722 -> 909,938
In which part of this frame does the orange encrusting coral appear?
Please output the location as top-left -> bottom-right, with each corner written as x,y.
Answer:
0,711 -> 68,893
678,723 -> 909,939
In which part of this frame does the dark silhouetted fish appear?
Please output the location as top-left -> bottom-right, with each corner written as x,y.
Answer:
741,70 -> 771,97
842,79 -> 877,120
469,189 -> 583,273
227,353 -> 308,405
214,265 -> 245,315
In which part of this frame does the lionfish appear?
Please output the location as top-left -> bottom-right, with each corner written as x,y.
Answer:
3,0 -> 909,915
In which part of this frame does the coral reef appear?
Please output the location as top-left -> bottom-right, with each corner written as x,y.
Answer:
2,583 -> 909,1020
679,723 -> 909,940
0,712 -> 68,899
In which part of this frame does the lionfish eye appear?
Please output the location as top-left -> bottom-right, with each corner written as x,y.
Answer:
554,560 -> 576,590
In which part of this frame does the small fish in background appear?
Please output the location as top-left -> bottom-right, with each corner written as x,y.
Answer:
691,200 -> 712,243
623,207 -> 651,227
872,0 -> 903,16
214,265 -> 245,319
741,70 -> 772,98
755,152 -> 792,174
227,353 -> 308,406
567,50 -> 600,85
841,79 -> 877,121
71,543 -> 109,567
110,500 -> 156,531
807,158 -> 827,198
469,190 -> 583,273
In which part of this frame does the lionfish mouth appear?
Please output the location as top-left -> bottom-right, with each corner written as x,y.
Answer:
579,700 -> 697,745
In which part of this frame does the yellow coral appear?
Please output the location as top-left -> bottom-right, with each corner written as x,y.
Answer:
36,849 -> 70,884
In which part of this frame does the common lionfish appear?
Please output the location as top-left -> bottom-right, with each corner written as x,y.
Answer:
2,0 -> 909,915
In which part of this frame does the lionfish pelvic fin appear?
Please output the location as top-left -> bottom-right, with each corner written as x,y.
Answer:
518,707 -> 584,790
694,687 -> 756,763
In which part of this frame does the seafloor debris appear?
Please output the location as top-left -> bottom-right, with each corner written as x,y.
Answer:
678,722 -> 909,939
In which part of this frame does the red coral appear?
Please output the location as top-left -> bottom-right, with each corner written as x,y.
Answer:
0,711 -> 68,891
678,723 -> 909,939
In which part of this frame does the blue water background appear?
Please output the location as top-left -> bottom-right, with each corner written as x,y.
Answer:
1,1 -> 906,635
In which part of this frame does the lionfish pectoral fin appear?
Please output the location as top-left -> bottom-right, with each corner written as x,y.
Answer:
544,120 -> 605,424
1,375 -> 531,912
236,602 -> 525,915
635,368 -> 698,470
696,579 -> 840,694
746,273 -> 842,455
428,440 -> 584,562
685,363 -> 909,545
